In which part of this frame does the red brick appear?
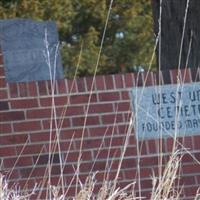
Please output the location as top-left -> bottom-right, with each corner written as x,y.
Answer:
19,168 -> 32,178
0,78 -> 6,88
114,74 -> 124,88
190,68 -> 200,82
16,144 -> 46,155
125,146 -> 137,157
165,138 -> 176,152
196,175 -> 200,184
176,176 -> 196,186
93,148 -> 121,159
63,164 -> 75,174
0,90 -> 7,99
46,80 -> 58,95
64,106 -> 84,116
0,147 -> 16,157
0,67 -> 4,76
33,153 -> 60,165
30,131 -> 55,142
181,136 -> 193,149
64,151 -> 92,162
10,99 -> 38,109
116,102 -> 131,112
104,136 -> 125,146
124,73 -> 135,88
0,123 -> 12,133
60,128 -> 87,140
111,158 -> 136,170
180,68 -> 192,83
184,186 -> 199,197
123,169 -> 137,179
170,69 -> 179,84
0,54 -> 4,65
88,126 -> 118,137
27,108 -> 51,119
76,78 -> 86,92
75,138 -> 102,150
182,154 -> 194,163
140,179 -> 152,189
72,116 -> 99,126
143,71 -> 154,86
135,72 -> 144,87
51,165 -> 62,176
90,161 -> 106,171
193,135 -> 200,150
117,124 -> 128,134
8,83 -> 18,97
119,111 -> 131,122
138,142 -> 148,155
3,157 -> 16,168
38,81 -> 48,95
95,75 -> 105,90
66,79 -> 77,93
182,164 -> 200,174
98,92 -> 120,102
13,121 -> 41,132
60,141 -> 75,152
28,81 -> 38,96
42,118 -> 70,129
16,157 -> 33,167
85,76 -> 94,91
82,116 -> 101,126
55,96 -> 69,106
7,169 -> 20,180
30,166 -> 46,177
70,94 -> 97,104
40,97 -> 53,107
56,79 -> 68,94
147,140 -> 157,154
0,101 -> 9,110
102,113 -> 123,124
0,134 -> 28,145
0,111 -> 25,121
17,178 -> 37,191
104,75 -> 114,90
162,70 -> 171,84
120,91 -> 130,100
40,96 -> 69,107
154,70 -> 164,85
88,103 -> 113,113
0,54 -> 3,65
18,82 -> 28,97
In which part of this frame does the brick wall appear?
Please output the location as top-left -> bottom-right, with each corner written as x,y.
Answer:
1,51 -> 200,199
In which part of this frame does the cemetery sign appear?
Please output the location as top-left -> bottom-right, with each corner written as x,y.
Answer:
131,83 -> 200,140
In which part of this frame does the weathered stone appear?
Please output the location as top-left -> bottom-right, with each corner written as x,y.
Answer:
0,19 -> 64,82
131,82 -> 200,140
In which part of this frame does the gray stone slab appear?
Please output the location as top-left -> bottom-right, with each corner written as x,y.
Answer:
131,82 -> 200,140
0,19 -> 64,82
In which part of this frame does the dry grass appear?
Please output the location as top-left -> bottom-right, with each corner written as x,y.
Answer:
1,0 -> 200,199
1,145 -> 196,200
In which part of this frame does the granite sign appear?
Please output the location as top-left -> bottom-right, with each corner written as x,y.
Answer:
131,83 -> 200,140
0,19 -> 64,82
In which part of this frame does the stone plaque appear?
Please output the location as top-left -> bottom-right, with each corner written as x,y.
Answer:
0,19 -> 64,82
131,83 -> 200,140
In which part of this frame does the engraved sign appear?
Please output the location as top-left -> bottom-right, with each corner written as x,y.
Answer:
0,19 -> 64,82
131,83 -> 200,140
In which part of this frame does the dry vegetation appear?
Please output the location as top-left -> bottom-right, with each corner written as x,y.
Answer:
1,0 -> 200,199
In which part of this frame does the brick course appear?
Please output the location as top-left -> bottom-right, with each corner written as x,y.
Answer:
0,56 -> 200,199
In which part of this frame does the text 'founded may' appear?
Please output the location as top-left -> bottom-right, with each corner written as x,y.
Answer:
131,83 -> 200,140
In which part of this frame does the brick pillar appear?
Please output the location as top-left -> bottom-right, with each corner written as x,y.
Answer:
0,50 -> 8,100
